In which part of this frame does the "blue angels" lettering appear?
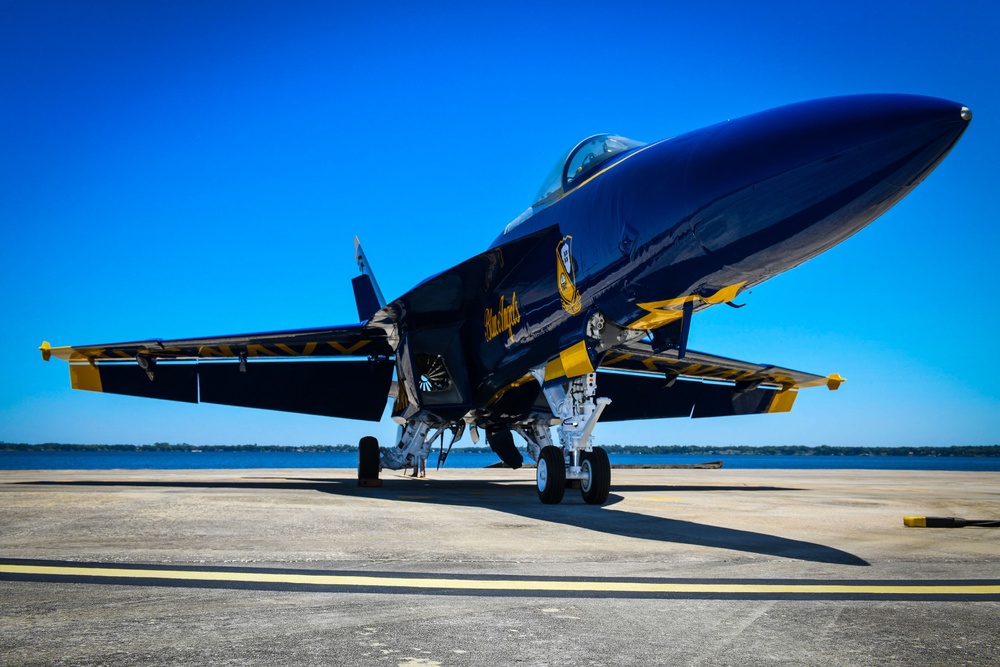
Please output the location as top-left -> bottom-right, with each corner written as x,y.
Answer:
484,293 -> 521,342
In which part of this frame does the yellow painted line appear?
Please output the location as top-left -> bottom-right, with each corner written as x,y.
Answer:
2,564 -> 999,596
644,496 -> 683,502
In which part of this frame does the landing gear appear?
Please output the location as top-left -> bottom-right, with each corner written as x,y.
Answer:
379,421 -> 431,472
526,369 -> 613,505
536,446 -> 566,504
358,436 -> 381,487
580,447 -> 610,504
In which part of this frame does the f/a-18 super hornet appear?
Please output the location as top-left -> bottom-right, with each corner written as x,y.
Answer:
42,94 -> 971,505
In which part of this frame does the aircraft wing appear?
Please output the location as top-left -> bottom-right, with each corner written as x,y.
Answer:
40,324 -> 395,421
596,339 -> 844,422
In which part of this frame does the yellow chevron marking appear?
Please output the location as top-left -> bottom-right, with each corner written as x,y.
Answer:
627,282 -> 747,330
702,282 -> 745,305
198,345 -> 234,358
601,352 -> 633,365
329,341 -> 369,355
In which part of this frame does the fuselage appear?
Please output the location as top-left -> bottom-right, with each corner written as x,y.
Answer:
41,93 -> 973,488
392,94 -> 970,424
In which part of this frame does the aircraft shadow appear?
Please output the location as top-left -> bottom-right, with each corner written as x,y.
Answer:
17,475 -> 868,566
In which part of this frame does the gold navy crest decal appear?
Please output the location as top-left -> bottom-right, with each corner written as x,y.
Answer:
484,293 -> 521,343
557,236 -> 581,315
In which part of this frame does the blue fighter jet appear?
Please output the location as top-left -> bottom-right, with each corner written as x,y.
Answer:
42,94 -> 971,505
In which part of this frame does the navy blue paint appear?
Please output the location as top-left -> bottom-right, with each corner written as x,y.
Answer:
351,274 -> 382,322
386,95 -> 969,421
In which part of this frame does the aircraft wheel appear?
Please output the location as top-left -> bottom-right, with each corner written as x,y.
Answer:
536,446 -> 566,504
580,446 -> 610,505
358,436 -> 380,484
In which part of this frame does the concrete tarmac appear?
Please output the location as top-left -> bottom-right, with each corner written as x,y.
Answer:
1,467 -> 998,666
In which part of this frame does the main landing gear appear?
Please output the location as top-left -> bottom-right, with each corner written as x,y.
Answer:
357,435 -> 382,487
527,371 -> 613,505
535,444 -> 611,505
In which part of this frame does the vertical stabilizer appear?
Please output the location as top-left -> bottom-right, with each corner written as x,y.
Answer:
352,237 -> 387,321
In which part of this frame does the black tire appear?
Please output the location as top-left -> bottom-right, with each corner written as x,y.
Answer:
580,446 -> 611,505
536,446 -> 566,504
358,436 -> 380,482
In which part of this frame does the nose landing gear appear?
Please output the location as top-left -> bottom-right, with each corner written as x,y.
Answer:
536,445 -> 566,504
580,447 -> 611,505
527,370 -> 613,505
535,444 -> 611,505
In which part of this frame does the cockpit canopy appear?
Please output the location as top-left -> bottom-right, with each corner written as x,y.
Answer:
501,133 -> 647,238
533,134 -> 646,205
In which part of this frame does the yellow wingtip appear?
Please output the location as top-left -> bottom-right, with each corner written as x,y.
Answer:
39,341 -> 51,362
826,373 -> 846,391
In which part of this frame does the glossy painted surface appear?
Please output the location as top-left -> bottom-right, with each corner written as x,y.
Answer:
48,95 -> 971,430
392,94 -> 970,418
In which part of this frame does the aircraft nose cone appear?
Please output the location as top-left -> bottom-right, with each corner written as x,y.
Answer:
841,94 -> 971,186
693,93 -> 971,197
682,94 -> 971,260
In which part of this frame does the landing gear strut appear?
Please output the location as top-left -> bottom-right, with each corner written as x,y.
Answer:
527,370 -> 613,505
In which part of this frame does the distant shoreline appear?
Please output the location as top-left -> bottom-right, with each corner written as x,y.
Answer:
3,442 -> 998,457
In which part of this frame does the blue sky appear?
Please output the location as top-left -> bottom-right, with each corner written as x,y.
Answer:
2,1 -> 998,448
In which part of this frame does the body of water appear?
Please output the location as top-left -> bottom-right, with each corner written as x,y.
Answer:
2,450 -> 999,471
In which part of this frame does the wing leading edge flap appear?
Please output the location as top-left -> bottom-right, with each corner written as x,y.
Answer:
44,322 -> 393,363
69,359 -> 394,421
600,340 -> 844,391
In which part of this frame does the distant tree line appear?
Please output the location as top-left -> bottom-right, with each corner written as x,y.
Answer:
2,442 -> 998,457
0,442 -> 357,453
596,444 -> 1000,457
